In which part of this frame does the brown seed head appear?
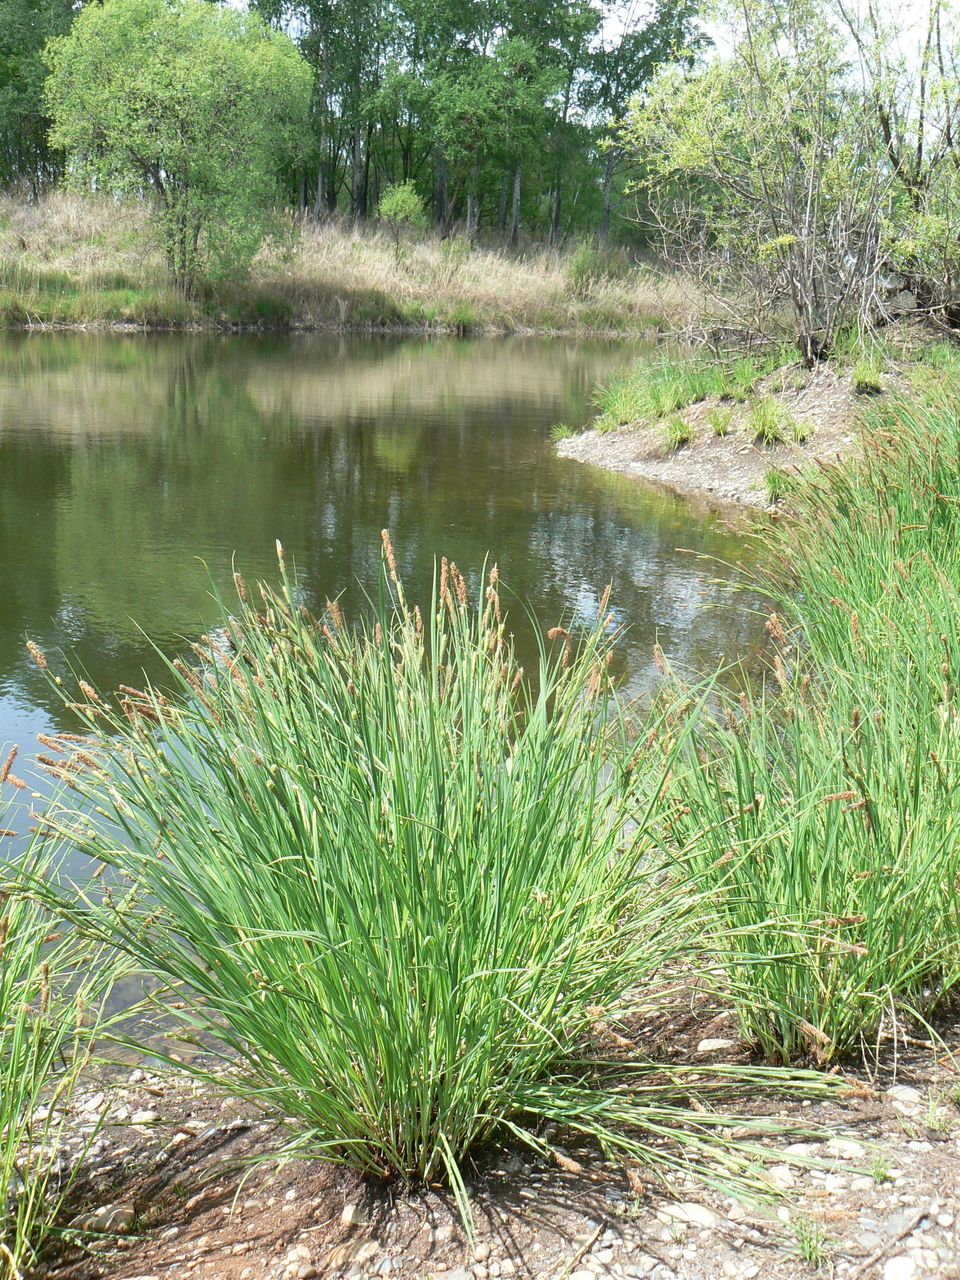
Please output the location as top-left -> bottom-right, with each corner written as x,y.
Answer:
26,641 -> 47,671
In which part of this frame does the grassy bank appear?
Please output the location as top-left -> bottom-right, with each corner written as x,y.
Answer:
0,194 -> 696,335
7,365 -> 960,1261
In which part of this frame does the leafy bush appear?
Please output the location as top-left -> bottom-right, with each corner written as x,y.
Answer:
34,544 -> 826,1211
379,181 -> 428,264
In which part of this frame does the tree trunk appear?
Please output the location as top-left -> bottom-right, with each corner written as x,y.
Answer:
436,153 -> 448,229
466,168 -> 478,242
313,41 -> 330,220
549,185 -> 562,247
350,122 -> 363,219
600,148 -> 618,244
510,167 -> 521,248
498,167 -> 510,235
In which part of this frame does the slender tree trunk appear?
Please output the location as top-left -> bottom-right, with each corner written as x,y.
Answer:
498,167 -> 510,235
313,43 -> 330,220
298,171 -> 307,213
466,167 -> 478,242
549,185 -> 562,246
436,153 -> 448,229
351,122 -> 363,219
510,167 -> 521,248
600,148 -> 618,244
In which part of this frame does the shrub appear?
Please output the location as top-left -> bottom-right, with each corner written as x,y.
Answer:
34,544 -> 829,1212
43,0 -> 312,290
379,181 -> 428,265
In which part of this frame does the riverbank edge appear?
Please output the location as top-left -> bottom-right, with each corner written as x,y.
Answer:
555,355 -> 904,509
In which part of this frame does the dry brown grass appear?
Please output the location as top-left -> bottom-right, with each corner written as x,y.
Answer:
0,193 -> 702,334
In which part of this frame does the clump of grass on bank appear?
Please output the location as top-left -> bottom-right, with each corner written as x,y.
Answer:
662,414 -> 692,451
0,193 -> 697,335
31,543 -> 833,1214
590,346 -> 788,435
0,818 -> 112,1276
654,374 -> 960,1065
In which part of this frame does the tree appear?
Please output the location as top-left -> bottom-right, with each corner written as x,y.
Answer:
625,0 -> 892,360
0,0 -> 75,192
43,0 -> 312,289
378,179 -> 427,262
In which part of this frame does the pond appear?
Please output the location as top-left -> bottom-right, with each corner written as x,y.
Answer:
0,331 -> 764,785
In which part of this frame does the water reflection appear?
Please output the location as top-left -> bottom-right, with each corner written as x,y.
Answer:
0,331 -> 764,761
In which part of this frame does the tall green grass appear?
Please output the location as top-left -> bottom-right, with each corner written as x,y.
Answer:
655,374 -> 960,1064
34,544 -> 831,1213
591,347 -> 788,435
1,815 -> 111,1278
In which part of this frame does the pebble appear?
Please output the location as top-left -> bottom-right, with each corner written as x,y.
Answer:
70,1202 -> 136,1234
130,1109 -> 161,1126
570,1271 -> 595,1280
658,1202 -> 718,1229
887,1086 -> 923,1106
764,1164 -> 795,1190
882,1259 -> 917,1280
473,1243 -> 491,1262
341,1203 -> 362,1227
825,1138 -> 866,1160
696,1038 -> 735,1053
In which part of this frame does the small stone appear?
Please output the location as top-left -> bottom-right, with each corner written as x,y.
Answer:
284,1188 -> 297,1201
825,1138 -> 865,1160
882,1259 -> 917,1280
473,1243 -> 491,1263
696,1038 -> 735,1053
442,1271 -> 473,1280
159,1227 -> 179,1242
592,1248 -> 615,1264
70,1203 -> 136,1234
296,1267 -> 318,1280
570,1271 -> 595,1280
886,1086 -> 922,1106
341,1203 -> 362,1227
937,1212 -> 954,1227
355,1243 -> 380,1265
764,1165 -> 795,1190
130,1110 -> 161,1126
659,1202 -> 718,1229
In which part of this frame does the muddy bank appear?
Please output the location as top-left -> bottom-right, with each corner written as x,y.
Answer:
45,992 -> 960,1280
559,364 -> 880,509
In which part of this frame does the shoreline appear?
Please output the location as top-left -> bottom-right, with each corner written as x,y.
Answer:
557,361 -> 871,509
47,992 -> 960,1280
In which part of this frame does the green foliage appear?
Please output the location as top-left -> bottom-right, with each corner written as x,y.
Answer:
790,1218 -> 831,1269
550,421 -> 574,441
656,375 -> 960,1065
852,358 -> 883,395
709,407 -> 734,437
0,831 -> 114,1274
378,180 -> 427,263
661,413 -> 692,451
36,547 -> 835,1210
43,0 -> 311,289
764,468 -> 790,502
748,397 -> 785,445
0,0 -> 74,190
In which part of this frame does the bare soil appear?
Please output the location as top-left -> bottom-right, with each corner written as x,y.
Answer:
45,991 -> 960,1280
558,364 -> 897,510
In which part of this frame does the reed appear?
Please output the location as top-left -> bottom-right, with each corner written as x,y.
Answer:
653,374 -> 960,1064
0,823 -> 112,1278
33,546 -> 832,1216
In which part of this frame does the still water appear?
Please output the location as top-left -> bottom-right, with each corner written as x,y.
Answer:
0,331 -> 764,765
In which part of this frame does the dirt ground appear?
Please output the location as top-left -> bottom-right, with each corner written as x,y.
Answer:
557,363 -> 894,510
44,992 -> 960,1280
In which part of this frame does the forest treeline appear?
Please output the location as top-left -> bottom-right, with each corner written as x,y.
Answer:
0,0 -> 700,244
